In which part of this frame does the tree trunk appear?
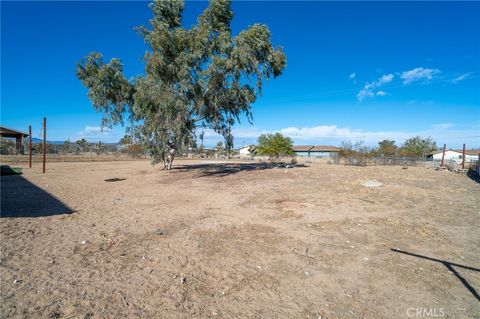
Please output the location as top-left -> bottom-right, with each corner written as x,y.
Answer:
167,155 -> 174,170
167,148 -> 175,170
162,148 -> 176,170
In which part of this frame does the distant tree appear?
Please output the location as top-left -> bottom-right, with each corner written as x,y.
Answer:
199,131 -> 205,153
34,143 -> 42,154
62,139 -> 71,154
119,135 -> 133,146
256,133 -> 294,158
400,136 -> 437,157
119,135 -> 145,157
215,141 -> 224,155
377,139 -> 397,156
95,141 -> 105,155
76,138 -> 88,155
225,123 -> 234,159
338,141 -> 356,157
339,140 -> 376,158
76,0 -> 286,170
122,144 -> 145,158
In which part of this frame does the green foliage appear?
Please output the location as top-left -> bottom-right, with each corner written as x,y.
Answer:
338,141 -> 356,157
62,139 -> 71,153
215,141 -> 224,154
76,0 -> 286,169
119,135 -> 133,146
224,125 -> 234,158
339,137 -> 437,159
339,141 -> 376,158
121,144 -> 145,158
119,134 -> 144,157
248,145 -> 257,156
33,143 -> 57,154
377,139 -> 397,156
76,138 -> 88,154
399,136 -> 437,157
95,141 -> 105,155
256,133 -> 294,158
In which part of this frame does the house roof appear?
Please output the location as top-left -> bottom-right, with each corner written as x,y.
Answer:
432,149 -> 480,156
292,145 -> 314,152
292,145 -> 340,152
0,126 -> 29,138
310,145 -> 340,152
454,149 -> 480,156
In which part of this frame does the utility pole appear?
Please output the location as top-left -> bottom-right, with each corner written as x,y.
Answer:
29,125 -> 32,168
462,144 -> 466,169
440,144 -> 446,167
42,117 -> 46,173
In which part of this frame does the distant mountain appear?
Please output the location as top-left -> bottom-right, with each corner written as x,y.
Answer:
31,137 -> 63,144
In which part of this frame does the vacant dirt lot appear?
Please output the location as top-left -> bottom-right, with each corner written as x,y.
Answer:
1,160 -> 479,318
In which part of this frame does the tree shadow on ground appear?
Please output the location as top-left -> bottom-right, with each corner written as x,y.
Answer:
391,248 -> 480,302
1,173 -> 74,218
466,170 -> 480,184
172,162 -> 307,177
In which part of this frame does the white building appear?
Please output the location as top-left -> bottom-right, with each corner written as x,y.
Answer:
238,145 -> 253,158
432,150 -> 479,164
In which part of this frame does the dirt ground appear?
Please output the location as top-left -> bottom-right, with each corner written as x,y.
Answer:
1,160 -> 479,318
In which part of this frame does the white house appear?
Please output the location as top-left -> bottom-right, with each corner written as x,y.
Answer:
432,150 -> 479,164
238,145 -> 253,158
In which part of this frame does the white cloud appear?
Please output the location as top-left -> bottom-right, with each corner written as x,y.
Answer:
274,123 -> 477,147
451,72 -> 472,83
76,126 -> 117,142
78,126 -> 110,135
279,125 -> 405,140
400,67 -> 441,84
431,123 -> 453,130
197,122 -> 478,148
197,127 -> 266,140
356,88 -> 374,101
349,72 -> 357,85
376,91 -> 389,96
357,73 -> 394,101
378,74 -> 394,84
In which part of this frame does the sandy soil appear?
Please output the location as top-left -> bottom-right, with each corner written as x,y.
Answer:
1,160 -> 479,318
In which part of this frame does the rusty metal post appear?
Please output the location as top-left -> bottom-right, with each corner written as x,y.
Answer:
42,117 -> 46,173
29,125 -> 32,168
440,144 -> 446,167
462,144 -> 466,169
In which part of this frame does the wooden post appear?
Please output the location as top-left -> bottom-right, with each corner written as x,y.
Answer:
29,125 -> 32,168
42,117 -> 46,173
462,144 -> 466,169
440,144 -> 446,167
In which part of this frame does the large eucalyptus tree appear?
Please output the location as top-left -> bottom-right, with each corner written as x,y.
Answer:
76,0 -> 286,169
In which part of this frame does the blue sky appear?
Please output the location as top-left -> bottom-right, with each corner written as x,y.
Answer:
2,1 -> 479,148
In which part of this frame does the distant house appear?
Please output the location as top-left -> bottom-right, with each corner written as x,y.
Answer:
431,149 -> 479,164
238,145 -> 253,158
292,145 -> 314,157
292,145 -> 339,158
0,125 -> 29,154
